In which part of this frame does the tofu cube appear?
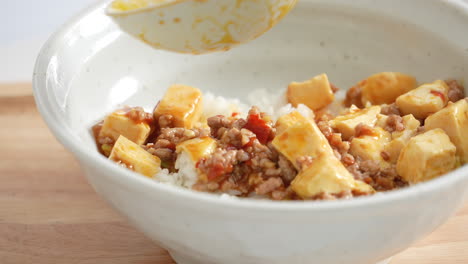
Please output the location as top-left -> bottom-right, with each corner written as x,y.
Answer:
287,73 -> 335,110
350,127 -> 391,165
291,153 -> 375,198
154,84 -> 203,129
396,80 -> 450,119
330,105 -> 381,140
425,99 -> 468,163
176,137 -> 217,163
273,111 -> 334,169
384,114 -> 421,163
109,135 -> 161,177
360,72 -> 417,105
175,137 -> 217,185
275,110 -> 314,135
396,129 -> 457,183
99,110 -> 151,145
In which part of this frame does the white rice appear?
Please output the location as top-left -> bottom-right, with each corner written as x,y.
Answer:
153,88 -> 333,192
153,152 -> 198,188
202,92 -> 248,118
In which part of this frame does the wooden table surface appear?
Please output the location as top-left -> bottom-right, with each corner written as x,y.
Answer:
1,83 -> 467,264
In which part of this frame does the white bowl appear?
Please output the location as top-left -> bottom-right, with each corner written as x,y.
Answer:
33,0 -> 468,263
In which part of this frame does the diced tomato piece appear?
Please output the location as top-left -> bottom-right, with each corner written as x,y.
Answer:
244,113 -> 271,144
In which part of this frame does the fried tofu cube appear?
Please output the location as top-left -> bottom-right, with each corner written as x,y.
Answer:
109,135 -> 161,177
360,72 -> 417,105
384,115 -> 421,163
154,84 -> 203,129
350,127 -> 391,165
425,99 -> 468,163
287,73 -> 335,110
99,110 -> 151,145
273,111 -> 334,169
396,80 -> 450,119
330,106 -> 381,140
291,153 -> 374,198
396,129 -> 457,183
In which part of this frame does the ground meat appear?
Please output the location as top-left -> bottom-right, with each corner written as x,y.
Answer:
296,156 -> 314,170
146,127 -> 209,165
271,188 -> 292,200
156,127 -> 207,146
255,177 -> 283,195
232,118 -> 247,129
355,123 -> 374,137
317,120 -> 333,138
360,160 -> 381,175
192,182 -> 220,192
198,126 -> 297,195
346,158 -> 408,191
278,155 -> 297,183
248,142 -> 277,171
381,103 -> 401,116
380,151 -> 390,161
158,114 -> 174,128
197,148 -> 238,181
236,149 -> 250,162
344,84 -> 363,108
220,127 -> 242,147
124,106 -> 153,124
445,79 -> 465,102
147,147 -> 173,161
207,115 -> 233,137
329,133 -> 350,153
384,114 -> 405,132
341,153 -> 355,166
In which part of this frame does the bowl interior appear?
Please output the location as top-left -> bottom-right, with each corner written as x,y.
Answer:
44,0 -> 468,157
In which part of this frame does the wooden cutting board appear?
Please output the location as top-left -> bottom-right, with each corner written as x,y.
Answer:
1,83 -> 467,264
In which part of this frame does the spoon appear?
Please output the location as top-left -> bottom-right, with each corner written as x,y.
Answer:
107,0 -> 297,54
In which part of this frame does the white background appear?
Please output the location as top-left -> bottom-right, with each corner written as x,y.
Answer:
2,0 -> 97,82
